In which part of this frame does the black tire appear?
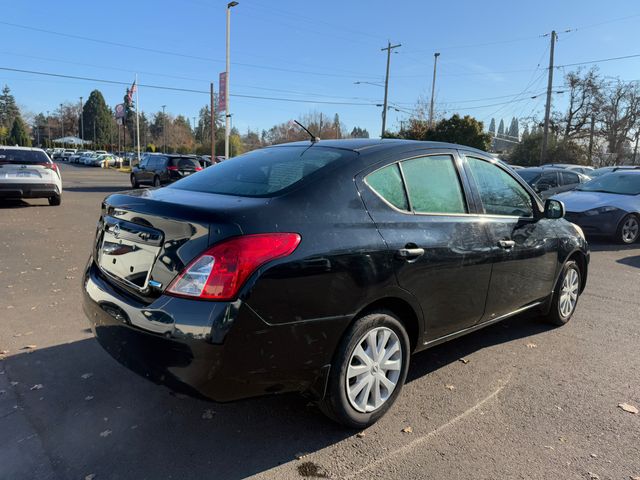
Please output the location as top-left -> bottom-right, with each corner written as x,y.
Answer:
48,194 -> 61,206
130,174 -> 139,188
153,176 -> 161,188
544,260 -> 581,326
319,310 -> 410,429
615,213 -> 640,244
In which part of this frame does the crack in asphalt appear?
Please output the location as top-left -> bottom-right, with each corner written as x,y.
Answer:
342,375 -> 511,479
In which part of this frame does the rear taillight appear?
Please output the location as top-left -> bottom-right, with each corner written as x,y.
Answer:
167,165 -> 179,171
166,233 -> 301,301
195,167 -> 203,171
40,163 -> 59,175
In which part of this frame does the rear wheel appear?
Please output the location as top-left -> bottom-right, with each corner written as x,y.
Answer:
616,214 -> 640,244
130,174 -> 139,188
319,311 -> 410,428
544,260 -> 581,326
48,194 -> 61,206
153,176 -> 161,188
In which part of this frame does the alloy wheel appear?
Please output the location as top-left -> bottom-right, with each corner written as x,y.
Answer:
621,216 -> 639,243
559,268 -> 579,318
345,327 -> 402,413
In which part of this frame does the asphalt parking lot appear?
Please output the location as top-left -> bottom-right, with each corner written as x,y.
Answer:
1,162 -> 639,480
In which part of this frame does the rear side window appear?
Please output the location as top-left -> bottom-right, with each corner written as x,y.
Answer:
561,171 -> 579,184
366,164 -> 408,210
467,157 -> 533,217
0,149 -> 50,164
401,155 -> 467,214
170,146 -> 353,197
538,171 -> 559,188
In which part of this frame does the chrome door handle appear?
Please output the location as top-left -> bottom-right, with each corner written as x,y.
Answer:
396,247 -> 425,260
498,240 -> 515,249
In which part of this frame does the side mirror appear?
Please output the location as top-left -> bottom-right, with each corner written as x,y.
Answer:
544,199 -> 565,219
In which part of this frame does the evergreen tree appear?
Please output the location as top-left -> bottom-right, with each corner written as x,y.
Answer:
350,126 -> 369,138
8,117 -> 31,146
508,117 -> 519,138
497,119 -> 505,137
83,90 -> 112,146
488,118 -> 496,135
0,85 -> 20,131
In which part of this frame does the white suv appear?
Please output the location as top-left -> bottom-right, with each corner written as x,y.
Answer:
0,146 -> 63,206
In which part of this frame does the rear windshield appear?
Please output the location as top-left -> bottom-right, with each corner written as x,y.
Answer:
170,146 -> 353,197
0,148 -> 50,164
171,157 -> 200,169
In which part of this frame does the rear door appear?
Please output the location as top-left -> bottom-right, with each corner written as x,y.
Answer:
559,170 -> 581,192
461,154 -> 559,320
534,171 -> 561,198
357,149 -> 493,342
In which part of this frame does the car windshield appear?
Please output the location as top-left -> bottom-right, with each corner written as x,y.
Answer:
0,148 -> 50,164
170,146 -> 354,197
516,170 -> 540,183
577,173 -> 640,195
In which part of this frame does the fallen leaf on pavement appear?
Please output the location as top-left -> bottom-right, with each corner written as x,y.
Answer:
85,396 -> 94,401
629,476 -> 640,480
0,349 -> 9,355
590,453 -> 597,458
10,381 -> 18,386
458,358 -> 470,364
526,343 -> 537,349
445,384 -> 455,390
618,403 -> 639,414
202,409 -> 216,420
81,373 -> 94,380
85,474 -> 96,480
22,345 -> 37,350
99,429 -> 112,438
401,426 -> 413,433
588,473 -> 600,480
356,432 -> 366,438
30,384 -> 43,390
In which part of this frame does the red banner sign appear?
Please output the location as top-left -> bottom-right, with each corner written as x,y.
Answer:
218,72 -> 227,111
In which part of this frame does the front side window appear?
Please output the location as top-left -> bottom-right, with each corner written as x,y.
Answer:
538,172 -> 559,189
467,157 -> 533,217
366,164 -> 408,210
561,171 -> 579,185
401,155 -> 466,214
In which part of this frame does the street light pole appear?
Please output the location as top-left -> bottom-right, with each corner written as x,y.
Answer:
428,52 -> 440,128
380,41 -> 401,138
161,105 -> 167,153
225,1 -> 238,159
59,103 -> 64,148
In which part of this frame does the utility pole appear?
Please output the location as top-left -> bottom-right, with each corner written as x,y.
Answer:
59,103 -> 64,146
225,1 -> 239,159
46,111 -> 51,145
540,30 -> 556,165
210,82 -> 215,159
429,52 -> 440,128
79,96 -> 84,141
381,41 -> 401,138
161,105 -> 167,153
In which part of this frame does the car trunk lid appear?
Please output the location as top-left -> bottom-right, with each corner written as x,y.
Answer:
94,187 -> 270,304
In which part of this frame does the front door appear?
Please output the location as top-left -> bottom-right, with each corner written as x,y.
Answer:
462,155 -> 559,320
358,150 -> 493,342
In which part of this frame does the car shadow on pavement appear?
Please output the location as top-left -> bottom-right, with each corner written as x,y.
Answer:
63,186 -> 130,193
616,255 -> 640,269
587,239 -> 638,252
1,313 -> 552,479
0,199 -> 42,209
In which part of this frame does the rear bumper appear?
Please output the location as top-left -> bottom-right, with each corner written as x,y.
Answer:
0,182 -> 60,198
82,260 -> 342,402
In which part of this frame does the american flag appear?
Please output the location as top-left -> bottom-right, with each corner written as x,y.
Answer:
127,80 -> 137,105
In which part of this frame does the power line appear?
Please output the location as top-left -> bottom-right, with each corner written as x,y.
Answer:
556,53 -> 640,69
0,21 -> 381,80
0,66 -> 380,106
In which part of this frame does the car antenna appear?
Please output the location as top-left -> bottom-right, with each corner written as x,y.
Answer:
294,120 -> 320,143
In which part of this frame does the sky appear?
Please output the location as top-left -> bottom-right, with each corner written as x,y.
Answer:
1,0 -> 640,138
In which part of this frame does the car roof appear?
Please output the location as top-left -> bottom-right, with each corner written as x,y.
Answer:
269,138 -> 490,155
0,146 -> 47,153
510,166 -> 568,173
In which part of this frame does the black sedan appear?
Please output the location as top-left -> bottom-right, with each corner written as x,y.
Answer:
130,154 -> 202,188
83,139 -> 589,428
